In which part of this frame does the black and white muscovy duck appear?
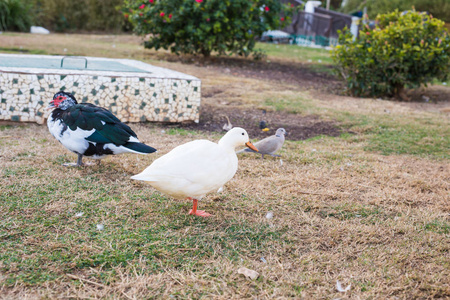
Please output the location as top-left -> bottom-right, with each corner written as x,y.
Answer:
47,91 -> 157,166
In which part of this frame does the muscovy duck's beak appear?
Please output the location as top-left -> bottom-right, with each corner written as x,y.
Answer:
47,101 -> 55,110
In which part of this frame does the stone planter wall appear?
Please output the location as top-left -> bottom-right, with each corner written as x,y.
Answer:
0,54 -> 201,124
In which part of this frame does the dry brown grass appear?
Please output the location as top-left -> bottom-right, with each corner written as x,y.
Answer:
0,33 -> 449,299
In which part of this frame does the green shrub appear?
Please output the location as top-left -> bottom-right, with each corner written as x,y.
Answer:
341,0 -> 450,23
0,0 -> 33,32
122,0 -> 295,57
332,10 -> 450,98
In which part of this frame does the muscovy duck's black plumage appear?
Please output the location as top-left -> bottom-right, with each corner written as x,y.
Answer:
47,91 -> 156,166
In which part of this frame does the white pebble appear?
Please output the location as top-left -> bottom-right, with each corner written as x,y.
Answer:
96,224 -> 104,231
75,212 -> 84,217
266,211 -> 273,219
260,257 -> 267,263
279,159 -> 283,166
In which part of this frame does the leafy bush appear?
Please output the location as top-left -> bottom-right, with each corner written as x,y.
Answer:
30,0 -> 129,32
341,0 -> 450,23
0,0 -> 33,32
332,10 -> 450,98
122,0 -> 295,57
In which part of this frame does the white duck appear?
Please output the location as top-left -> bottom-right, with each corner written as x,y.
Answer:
131,127 -> 258,217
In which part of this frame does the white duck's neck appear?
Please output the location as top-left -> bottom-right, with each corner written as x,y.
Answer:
218,134 -> 240,151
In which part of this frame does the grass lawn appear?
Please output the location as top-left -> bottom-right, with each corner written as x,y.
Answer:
0,33 -> 449,299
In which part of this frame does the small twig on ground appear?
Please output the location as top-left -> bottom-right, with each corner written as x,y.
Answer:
66,274 -> 106,288
297,191 -> 335,197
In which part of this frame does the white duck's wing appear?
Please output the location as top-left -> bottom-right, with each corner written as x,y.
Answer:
132,140 -> 238,198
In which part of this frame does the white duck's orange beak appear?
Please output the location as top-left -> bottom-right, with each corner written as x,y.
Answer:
245,141 -> 258,152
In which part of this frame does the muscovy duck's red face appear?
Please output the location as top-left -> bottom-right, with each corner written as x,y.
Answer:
48,92 -> 78,110
48,95 -> 66,109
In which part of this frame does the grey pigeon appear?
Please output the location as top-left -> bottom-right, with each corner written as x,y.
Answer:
236,128 -> 286,159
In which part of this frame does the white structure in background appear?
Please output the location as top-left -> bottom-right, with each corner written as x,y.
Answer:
30,26 -> 50,34
261,30 -> 291,42
351,17 -> 360,40
305,1 -> 322,13
304,1 -> 322,32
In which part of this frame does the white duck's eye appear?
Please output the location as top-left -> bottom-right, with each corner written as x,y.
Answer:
241,132 -> 245,135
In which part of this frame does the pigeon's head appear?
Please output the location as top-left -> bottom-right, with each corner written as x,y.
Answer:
48,91 -> 77,110
275,128 -> 287,137
220,127 -> 258,152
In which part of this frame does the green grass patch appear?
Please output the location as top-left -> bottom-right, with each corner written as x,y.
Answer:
424,220 -> 450,234
257,42 -> 333,65
0,47 -> 47,55
364,117 -> 450,159
317,204 -> 391,225
165,128 -> 197,136
264,91 -> 449,159
0,170 -> 287,286
264,94 -> 315,115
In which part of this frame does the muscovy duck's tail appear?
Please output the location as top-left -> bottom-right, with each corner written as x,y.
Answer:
124,142 -> 157,154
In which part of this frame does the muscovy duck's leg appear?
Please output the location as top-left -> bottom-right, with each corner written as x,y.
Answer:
63,154 -> 84,167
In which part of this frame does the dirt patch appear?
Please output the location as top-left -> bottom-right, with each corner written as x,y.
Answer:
173,56 -> 342,93
179,104 -> 343,141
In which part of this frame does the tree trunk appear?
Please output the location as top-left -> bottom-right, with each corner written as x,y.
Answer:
201,48 -> 211,58
395,85 -> 411,101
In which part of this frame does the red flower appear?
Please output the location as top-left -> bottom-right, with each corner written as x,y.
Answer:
169,14 -> 172,19
206,18 -> 210,22
195,0 -> 203,3
280,17 -> 285,21
366,32 -> 370,35
291,3 -> 294,7
139,4 -> 145,9
124,13 -> 129,18
264,6 -> 270,12
149,0 -> 154,2
139,13 -> 143,16
160,12 -> 165,17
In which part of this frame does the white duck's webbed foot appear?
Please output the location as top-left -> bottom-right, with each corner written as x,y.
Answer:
187,198 -> 213,217
188,209 -> 212,217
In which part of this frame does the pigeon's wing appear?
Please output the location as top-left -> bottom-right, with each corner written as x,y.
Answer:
63,104 -> 137,145
252,136 -> 283,154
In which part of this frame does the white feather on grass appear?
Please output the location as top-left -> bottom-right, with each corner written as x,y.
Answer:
336,280 -> 351,292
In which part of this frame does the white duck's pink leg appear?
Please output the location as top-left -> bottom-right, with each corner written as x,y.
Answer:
187,198 -> 212,217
